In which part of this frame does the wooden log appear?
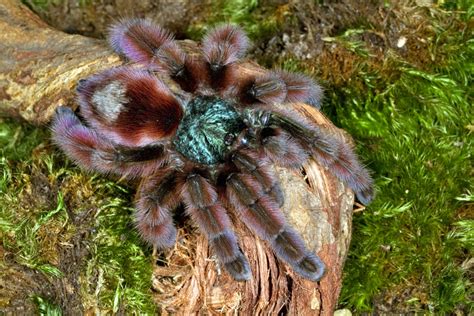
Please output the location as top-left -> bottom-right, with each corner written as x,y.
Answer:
0,1 -> 356,314
0,0 -> 121,124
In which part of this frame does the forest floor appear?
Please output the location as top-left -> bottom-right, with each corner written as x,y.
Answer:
1,0 -> 472,314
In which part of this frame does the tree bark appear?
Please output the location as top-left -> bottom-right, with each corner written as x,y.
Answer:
0,1 -> 355,314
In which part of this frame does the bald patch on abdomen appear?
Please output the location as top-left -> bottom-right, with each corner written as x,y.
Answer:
92,81 -> 129,122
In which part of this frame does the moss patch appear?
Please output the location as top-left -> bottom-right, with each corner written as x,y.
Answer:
266,1 -> 473,313
0,118 -> 155,314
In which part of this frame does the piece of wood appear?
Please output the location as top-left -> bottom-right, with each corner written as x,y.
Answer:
0,0 -> 121,124
0,1 -> 355,314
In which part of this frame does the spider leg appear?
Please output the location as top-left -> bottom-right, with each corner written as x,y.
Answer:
237,72 -> 288,105
109,19 -> 204,92
182,173 -> 251,281
260,128 -> 309,168
201,24 -> 249,91
231,149 -> 284,207
76,67 -> 183,147
52,106 -> 168,178
226,172 -> 325,281
277,71 -> 323,109
109,19 -> 174,66
236,70 -> 322,107
135,169 -> 180,248
251,108 -> 374,204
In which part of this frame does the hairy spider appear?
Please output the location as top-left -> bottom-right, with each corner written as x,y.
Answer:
52,19 -> 374,281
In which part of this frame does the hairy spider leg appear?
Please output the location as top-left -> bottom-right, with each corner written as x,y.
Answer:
260,128 -> 309,168
182,174 -> 251,280
233,70 -> 323,108
277,70 -> 324,109
226,172 -> 325,281
231,150 -> 284,207
135,169 -> 181,248
201,24 -> 249,92
52,106 -> 168,178
109,20 -> 205,92
265,109 -> 374,204
237,72 -> 288,105
109,19 -> 174,66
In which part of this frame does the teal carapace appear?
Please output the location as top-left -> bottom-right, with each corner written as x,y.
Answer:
173,96 -> 244,165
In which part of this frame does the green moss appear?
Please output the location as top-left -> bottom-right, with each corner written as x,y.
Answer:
321,6 -> 473,314
0,119 -> 64,277
186,0 -> 284,41
0,118 -> 48,160
22,0 -> 62,12
33,295 -> 62,316
22,0 -> 90,11
0,118 -> 155,313
271,2 -> 472,312
80,178 -> 155,313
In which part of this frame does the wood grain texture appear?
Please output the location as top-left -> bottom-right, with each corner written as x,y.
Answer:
0,0 -> 121,124
0,1 -> 355,314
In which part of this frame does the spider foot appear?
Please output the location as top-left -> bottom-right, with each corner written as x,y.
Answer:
109,19 -> 175,66
223,254 -> 251,281
326,142 -> 374,205
237,70 -> 322,107
210,232 -> 251,280
238,72 -> 287,105
202,24 -> 249,91
51,105 -> 102,169
278,70 -> 323,108
202,24 -> 249,69
270,227 -> 325,281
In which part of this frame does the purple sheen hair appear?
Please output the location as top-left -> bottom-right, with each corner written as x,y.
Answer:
262,131 -> 309,168
76,67 -> 183,147
278,71 -> 324,108
226,174 -> 285,238
109,19 -> 175,65
208,231 -> 241,262
254,73 -> 288,104
238,73 -> 288,105
181,174 -> 251,280
154,41 -> 186,73
328,143 -> 374,205
135,216 -> 178,249
268,226 -> 325,281
51,107 -> 102,168
52,107 -> 170,179
50,18 -> 375,282
202,24 -> 249,66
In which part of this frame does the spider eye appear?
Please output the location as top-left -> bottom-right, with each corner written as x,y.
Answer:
239,135 -> 249,146
210,63 -> 222,72
76,79 -> 88,93
224,133 -> 235,145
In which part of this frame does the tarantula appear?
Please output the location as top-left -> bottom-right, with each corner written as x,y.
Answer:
52,19 -> 373,281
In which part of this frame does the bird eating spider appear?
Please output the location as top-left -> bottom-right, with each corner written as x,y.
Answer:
52,19 -> 374,281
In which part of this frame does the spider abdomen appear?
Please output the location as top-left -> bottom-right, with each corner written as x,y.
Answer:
173,96 -> 244,165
